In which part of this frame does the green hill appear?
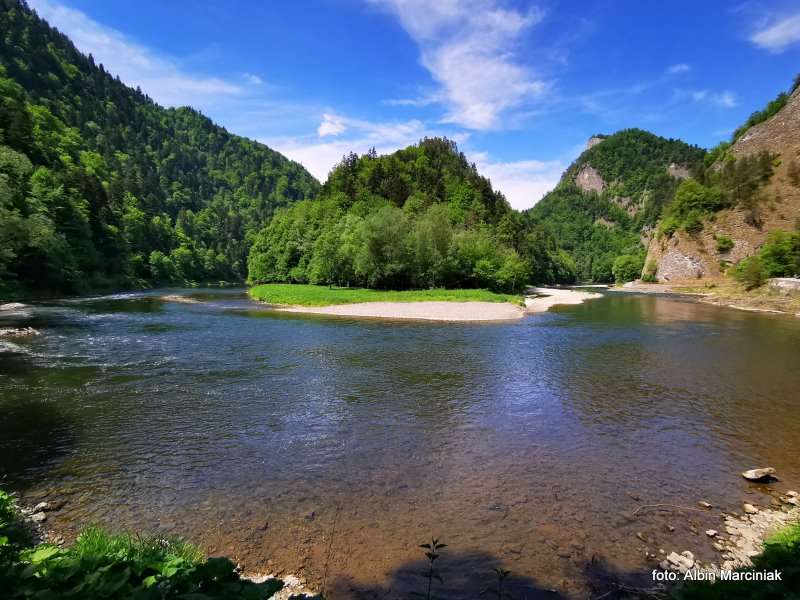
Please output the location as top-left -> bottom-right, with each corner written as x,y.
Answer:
528,129 -> 705,282
0,0 -> 318,296
248,138 -> 575,292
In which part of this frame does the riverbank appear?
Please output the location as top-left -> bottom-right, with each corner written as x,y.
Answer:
611,280 -> 800,316
250,284 -> 601,321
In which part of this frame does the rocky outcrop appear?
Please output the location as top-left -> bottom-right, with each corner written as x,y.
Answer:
574,164 -> 606,194
655,249 -> 704,281
586,136 -> 605,150
667,163 -> 690,179
645,84 -> 800,282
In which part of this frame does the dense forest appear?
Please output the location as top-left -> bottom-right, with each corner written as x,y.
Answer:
248,139 -> 576,292
528,129 -> 706,282
0,0 -> 318,296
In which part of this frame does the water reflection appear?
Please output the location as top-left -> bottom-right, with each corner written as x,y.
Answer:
1,288 -> 799,598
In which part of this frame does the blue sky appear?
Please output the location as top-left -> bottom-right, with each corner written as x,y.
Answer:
27,0 -> 800,209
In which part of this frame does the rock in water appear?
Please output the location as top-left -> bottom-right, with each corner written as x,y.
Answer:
742,503 -> 758,515
31,512 -> 46,523
741,467 -> 777,482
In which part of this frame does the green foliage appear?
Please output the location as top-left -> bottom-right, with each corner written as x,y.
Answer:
0,510 -> 284,600
641,259 -> 658,283
731,92 -> 790,143
612,254 -> 644,283
248,138 -> 574,292
671,522 -> 800,600
731,255 -> 766,290
715,234 -> 734,253
530,129 -> 705,282
731,230 -> 800,289
249,284 -> 524,306
0,0 -> 318,296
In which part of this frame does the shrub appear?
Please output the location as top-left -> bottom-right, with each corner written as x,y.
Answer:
715,234 -> 734,253
731,255 -> 766,290
612,254 -> 644,283
641,259 -> 658,282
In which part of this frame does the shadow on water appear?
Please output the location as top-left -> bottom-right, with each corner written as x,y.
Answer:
326,549 -> 660,600
327,549 -> 570,600
0,399 -> 75,491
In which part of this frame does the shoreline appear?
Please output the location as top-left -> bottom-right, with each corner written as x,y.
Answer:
610,280 -> 800,316
271,286 -> 602,322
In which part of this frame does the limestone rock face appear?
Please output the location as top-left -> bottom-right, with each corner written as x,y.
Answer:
656,250 -> 704,281
575,164 -> 606,194
586,136 -> 605,150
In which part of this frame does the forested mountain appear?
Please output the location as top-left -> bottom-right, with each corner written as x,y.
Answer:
643,77 -> 800,283
248,138 -> 576,292
528,129 -> 706,282
0,0 -> 318,296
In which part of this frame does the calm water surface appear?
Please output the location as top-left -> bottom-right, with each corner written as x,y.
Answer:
1,289 -> 799,598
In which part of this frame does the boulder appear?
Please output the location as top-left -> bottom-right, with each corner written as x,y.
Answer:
33,501 -> 49,512
742,503 -> 758,515
666,551 -> 695,574
741,467 -> 777,482
698,501 -> 712,509
705,530 -> 718,537
31,512 -> 46,523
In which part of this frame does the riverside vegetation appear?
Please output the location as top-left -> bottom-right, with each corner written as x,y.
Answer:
249,284 -> 523,307
4,488 -> 797,600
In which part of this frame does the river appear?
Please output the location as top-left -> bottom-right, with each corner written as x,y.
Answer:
1,288 -> 799,598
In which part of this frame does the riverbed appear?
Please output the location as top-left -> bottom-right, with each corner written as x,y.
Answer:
1,288 -> 799,598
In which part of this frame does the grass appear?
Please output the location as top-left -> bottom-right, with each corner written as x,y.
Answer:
671,522 -> 800,600
249,284 -> 525,306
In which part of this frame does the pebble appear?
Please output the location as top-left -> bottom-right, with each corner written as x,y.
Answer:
698,501 -> 712,509
705,529 -> 717,537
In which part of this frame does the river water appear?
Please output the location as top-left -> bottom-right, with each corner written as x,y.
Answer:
1,289 -> 799,598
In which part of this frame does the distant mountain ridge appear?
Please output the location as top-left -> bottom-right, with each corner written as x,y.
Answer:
528,128 -> 705,282
0,0 -> 318,296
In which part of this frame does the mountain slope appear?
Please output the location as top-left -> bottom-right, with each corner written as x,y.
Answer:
528,129 -> 705,282
0,0 -> 318,295
643,79 -> 800,282
248,138 -> 576,291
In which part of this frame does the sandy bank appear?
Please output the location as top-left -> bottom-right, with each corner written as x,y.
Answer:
524,287 -> 602,312
277,301 -> 526,322
272,287 -> 601,321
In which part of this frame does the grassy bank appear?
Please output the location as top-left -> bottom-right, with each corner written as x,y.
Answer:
0,490 -> 289,599
249,284 -> 524,306
675,280 -> 800,314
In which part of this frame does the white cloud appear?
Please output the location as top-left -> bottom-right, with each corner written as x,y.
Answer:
680,89 -> 737,108
750,12 -> 800,53
317,113 -> 348,137
469,152 -> 564,210
28,0 -> 243,107
243,73 -> 264,85
667,63 -> 691,74
371,0 -> 548,130
267,117 -> 430,180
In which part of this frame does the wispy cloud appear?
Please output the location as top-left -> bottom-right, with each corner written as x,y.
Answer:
667,63 -> 691,74
750,11 -> 800,53
243,73 -> 264,85
28,0 -> 244,107
468,152 -> 564,209
266,116 -> 432,181
371,0 -> 548,130
687,89 -> 737,108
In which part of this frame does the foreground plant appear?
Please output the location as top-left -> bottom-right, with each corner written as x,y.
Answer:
414,537 -> 447,600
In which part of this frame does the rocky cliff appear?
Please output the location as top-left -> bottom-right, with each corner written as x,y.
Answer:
644,86 -> 800,282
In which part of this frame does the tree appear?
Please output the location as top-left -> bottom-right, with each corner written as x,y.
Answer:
612,254 -> 644,283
